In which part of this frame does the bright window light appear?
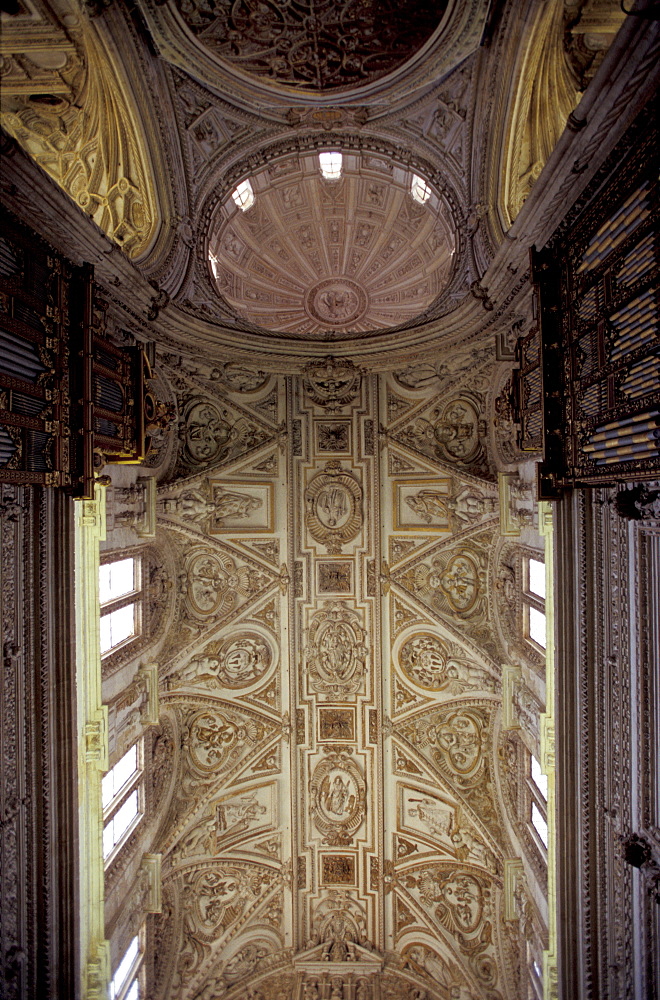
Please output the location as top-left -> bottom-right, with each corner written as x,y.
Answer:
531,802 -> 548,847
103,789 -> 139,858
99,558 -> 135,605
100,604 -> 136,654
110,937 -> 139,1000
124,982 -> 139,1000
231,179 -> 255,212
411,174 -> 431,204
529,607 -> 547,649
528,558 -> 546,600
531,755 -> 548,801
319,151 -> 343,180
103,744 -> 138,809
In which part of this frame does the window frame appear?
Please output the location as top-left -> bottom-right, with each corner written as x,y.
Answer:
110,929 -> 145,1000
99,554 -> 142,658
410,173 -> 431,204
102,740 -> 144,867
319,150 -> 343,180
522,555 -> 546,653
231,178 -> 255,212
526,751 -> 548,857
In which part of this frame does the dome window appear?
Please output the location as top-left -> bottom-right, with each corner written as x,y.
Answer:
232,178 -> 255,211
410,174 -> 431,204
319,151 -> 343,180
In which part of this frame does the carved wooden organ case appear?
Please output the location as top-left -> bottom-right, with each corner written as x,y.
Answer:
521,107 -> 659,497
0,210 -> 158,497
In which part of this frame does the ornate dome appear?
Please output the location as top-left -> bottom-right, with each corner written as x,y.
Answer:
173,0 -> 447,91
208,152 -> 457,338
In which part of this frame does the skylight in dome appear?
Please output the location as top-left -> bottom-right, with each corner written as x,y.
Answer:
319,151 -> 343,180
232,179 -> 255,212
411,174 -> 431,204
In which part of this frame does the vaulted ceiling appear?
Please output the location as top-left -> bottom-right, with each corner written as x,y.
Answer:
0,1 -> 632,998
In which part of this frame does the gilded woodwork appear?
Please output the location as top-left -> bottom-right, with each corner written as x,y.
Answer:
500,1 -> 625,229
0,2 -> 159,257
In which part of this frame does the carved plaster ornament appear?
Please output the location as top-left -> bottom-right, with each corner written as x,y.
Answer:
186,709 -> 262,774
212,486 -> 263,522
310,891 -> 368,948
305,463 -> 363,554
178,631 -> 273,688
411,547 -> 486,618
398,633 -> 493,694
310,751 -> 367,846
180,399 -> 236,465
405,490 -> 448,524
302,358 -> 362,412
305,602 -> 367,698
0,21 -> 158,256
183,546 -> 271,620
186,865 -> 274,939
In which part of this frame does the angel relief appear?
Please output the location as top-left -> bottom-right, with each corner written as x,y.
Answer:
305,603 -> 367,697
398,632 -> 495,694
310,753 -> 366,845
187,709 -> 263,773
177,632 -> 273,689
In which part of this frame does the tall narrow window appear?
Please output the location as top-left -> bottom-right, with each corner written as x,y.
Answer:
524,556 -> 547,651
231,178 -> 255,211
528,753 -> 548,850
103,742 -> 143,863
319,151 -> 343,180
410,174 -> 431,204
110,933 -> 143,1000
99,556 -> 141,656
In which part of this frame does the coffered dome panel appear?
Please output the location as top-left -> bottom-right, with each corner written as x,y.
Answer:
208,153 -> 457,338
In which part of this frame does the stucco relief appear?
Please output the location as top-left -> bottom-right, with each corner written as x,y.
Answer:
185,708 -> 265,774
305,463 -> 363,554
176,631 -> 274,690
302,358 -> 362,412
185,863 -> 278,941
397,545 -> 488,620
174,0 -> 444,91
391,394 -> 491,479
309,891 -> 369,948
396,632 -> 495,695
402,864 -> 502,996
183,546 -> 272,621
305,602 -> 367,698
177,396 -> 272,473
310,751 -> 367,846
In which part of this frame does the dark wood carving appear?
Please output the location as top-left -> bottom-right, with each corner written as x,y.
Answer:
522,108 -> 659,497
0,210 -> 160,498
